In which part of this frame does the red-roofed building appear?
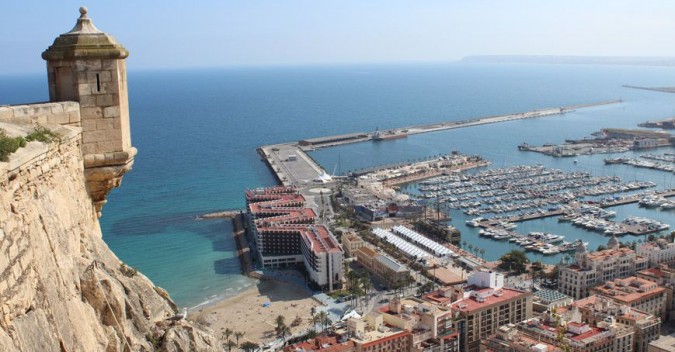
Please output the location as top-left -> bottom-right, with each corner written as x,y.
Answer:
572,295 -> 661,352
637,266 -> 675,321
590,276 -> 668,322
246,186 -> 344,290
356,330 -> 412,352
481,312 -> 635,352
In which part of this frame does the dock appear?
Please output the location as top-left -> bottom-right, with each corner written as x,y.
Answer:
259,100 -> 622,187
488,189 -> 675,226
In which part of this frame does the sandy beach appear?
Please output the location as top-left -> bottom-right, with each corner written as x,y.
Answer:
193,280 -> 321,345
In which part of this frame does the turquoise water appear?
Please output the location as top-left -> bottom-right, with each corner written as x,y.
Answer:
2,63 -> 674,306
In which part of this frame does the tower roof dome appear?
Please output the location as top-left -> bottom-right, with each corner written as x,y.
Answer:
42,7 -> 128,61
607,235 -> 620,249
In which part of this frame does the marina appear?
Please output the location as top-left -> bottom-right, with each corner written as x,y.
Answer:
257,97 -> 674,267
605,152 -> 675,174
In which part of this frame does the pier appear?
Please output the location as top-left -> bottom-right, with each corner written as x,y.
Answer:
259,100 -> 622,187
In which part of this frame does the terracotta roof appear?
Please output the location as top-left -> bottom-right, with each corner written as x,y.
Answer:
592,276 -> 666,304
451,288 -> 529,313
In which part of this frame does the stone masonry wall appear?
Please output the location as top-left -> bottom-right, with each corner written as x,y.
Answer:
47,59 -> 131,156
0,123 -> 218,351
0,102 -> 81,127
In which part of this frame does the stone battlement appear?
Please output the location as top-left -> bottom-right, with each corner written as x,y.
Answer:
0,102 -> 80,126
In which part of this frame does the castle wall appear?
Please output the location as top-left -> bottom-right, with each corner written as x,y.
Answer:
0,102 -> 80,127
0,123 -> 218,351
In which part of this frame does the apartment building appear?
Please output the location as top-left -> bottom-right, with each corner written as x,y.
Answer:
559,244 -> 648,299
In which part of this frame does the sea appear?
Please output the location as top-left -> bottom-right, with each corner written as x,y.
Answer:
1,62 -> 674,308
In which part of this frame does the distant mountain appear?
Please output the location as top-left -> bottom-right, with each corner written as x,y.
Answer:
461,55 -> 675,66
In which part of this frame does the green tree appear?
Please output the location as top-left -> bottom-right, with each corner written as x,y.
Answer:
498,249 -> 529,274
530,261 -> 544,283
417,281 -> 435,295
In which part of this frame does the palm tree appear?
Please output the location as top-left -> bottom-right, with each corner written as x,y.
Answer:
222,328 -> 233,345
461,240 -> 467,249
467,244 -> 474,256
275,315 -> 286,337
316,311 -> 329,333
321,314 -> 333,333
361,275 -> 373,303
225,340 -> 236,352
479,248 -> 485,259
234,331 -> 244,347
311,313 -> 320,330
280,325 -> 291,344
240,341 -> 260,352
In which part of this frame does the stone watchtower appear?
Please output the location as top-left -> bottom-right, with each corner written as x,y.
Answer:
42,7 -> 136,215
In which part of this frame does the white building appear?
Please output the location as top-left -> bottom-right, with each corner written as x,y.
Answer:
559,241 -> 648,299
299,226 -> 344,290
637,239 -> 675,268
467,269 -> 504,289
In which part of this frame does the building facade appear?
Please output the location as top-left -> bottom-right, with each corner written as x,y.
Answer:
450,271 -> 532,352
636,240 -> 675,268
342,233 -> 366,257
354,247 -> 411,288
572,295 -> 661,352
637,267 -> 675,321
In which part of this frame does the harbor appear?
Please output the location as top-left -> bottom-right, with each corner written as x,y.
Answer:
259,99 -> 623,187
254,96 -> 675,266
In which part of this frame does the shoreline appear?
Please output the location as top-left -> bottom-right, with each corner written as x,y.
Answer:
192,279 -> 321,345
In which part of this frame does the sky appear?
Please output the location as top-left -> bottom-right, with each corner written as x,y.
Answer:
2,0 -> 675,74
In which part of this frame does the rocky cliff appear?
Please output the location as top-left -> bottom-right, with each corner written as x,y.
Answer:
0,122 -> 219,351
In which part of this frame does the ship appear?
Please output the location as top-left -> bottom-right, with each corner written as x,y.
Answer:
373,128 -> 408,141
604,158 -> 626,164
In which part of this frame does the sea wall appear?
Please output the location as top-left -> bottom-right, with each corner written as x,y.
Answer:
0,122 -> 218,351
